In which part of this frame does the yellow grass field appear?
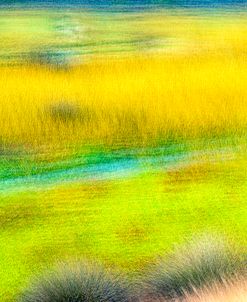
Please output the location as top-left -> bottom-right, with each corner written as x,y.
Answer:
1,10 -> 247,152
1,52 -> 247,152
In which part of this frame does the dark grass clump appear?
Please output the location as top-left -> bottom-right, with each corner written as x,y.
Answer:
46,101 -> 95,125
19,261 -> 132,302
47,101 -> 82,123
27,49 -> 72,69
139,234 -> 246,301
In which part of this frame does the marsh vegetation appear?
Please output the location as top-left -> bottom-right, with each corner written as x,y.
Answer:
0,7 -> 247,302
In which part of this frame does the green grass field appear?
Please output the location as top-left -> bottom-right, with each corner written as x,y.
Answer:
1,141 -> 247,301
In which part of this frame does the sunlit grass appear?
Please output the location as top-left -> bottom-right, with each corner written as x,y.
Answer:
1,153 -> 247,301
0,10 -> 247,152
185,276 -> 247,302
1,53 -> 247,152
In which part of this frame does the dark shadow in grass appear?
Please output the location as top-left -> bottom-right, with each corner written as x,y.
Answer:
138,234 -> 246,301
166,162 -> 221,185
48,101 -> 81,122
108,108 -> 148,142
26,49 -> 73,70
19,261 -> 133,302
163,161 -> 222,194
0,200 -> 44,230
116,223 -> 149,245
45,101 -> 95,124
0,137 -> 28,157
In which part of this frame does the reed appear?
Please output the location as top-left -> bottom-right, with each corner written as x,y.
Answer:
1,52 -> 247,151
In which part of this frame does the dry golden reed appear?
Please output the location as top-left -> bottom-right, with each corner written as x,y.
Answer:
1,52 -> 247,150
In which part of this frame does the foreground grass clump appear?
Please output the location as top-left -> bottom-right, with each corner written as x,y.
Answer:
185,277 -> 247,302
19,261 -> 131,302
140,235 -> 246,300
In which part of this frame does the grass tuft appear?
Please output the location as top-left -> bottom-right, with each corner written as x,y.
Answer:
139,234 -> 246,300
185,276 -> 247,302
19,261 -> 132,302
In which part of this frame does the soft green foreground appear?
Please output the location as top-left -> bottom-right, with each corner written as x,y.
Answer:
1,145 -> 247,301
